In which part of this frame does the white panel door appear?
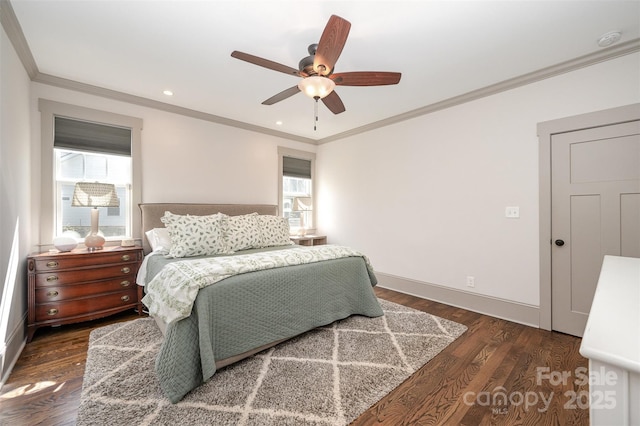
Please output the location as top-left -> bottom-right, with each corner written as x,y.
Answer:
551,120 -> 640,336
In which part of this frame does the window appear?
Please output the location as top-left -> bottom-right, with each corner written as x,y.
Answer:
278,148 -> 316,233
53,117 -> 132,240
39,100 -> 142,246
55,149 -> 130,239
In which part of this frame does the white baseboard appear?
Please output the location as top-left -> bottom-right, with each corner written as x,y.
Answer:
0,313 -> 27,390
376,272 -> 540,328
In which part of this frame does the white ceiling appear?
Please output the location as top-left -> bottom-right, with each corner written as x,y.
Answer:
9,0 -> 640,141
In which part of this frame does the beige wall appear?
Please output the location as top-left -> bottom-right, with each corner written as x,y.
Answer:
0,25 -> 32,384
316,52 -> 640,313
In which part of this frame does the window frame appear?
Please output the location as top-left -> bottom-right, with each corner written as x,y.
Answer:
278,147 -> 316,234
39,99 -> 143,248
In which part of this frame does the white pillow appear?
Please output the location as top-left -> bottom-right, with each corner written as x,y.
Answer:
161,211 -> 231,258
145,228 -> 172,253
257,215 -> 294,247
224,213 -> 263,252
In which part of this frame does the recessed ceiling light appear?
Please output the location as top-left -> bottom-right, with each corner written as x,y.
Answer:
597,31 -> 622,47
276,121 -> 283,126
163,90 -> 174,96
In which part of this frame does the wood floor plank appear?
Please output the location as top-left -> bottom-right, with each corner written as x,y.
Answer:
355,288 -> 588,425
0,288 -> 589,425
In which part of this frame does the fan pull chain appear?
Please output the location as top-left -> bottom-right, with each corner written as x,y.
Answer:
314,98 -> 319,131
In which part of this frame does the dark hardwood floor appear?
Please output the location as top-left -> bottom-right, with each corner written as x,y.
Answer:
0,287 -> 588,425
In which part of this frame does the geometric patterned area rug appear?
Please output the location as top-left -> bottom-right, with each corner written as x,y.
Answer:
76,299 -> 467,426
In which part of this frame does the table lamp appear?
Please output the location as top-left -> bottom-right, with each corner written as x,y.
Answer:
292,196 -> 313,236
71,182 -> 119,251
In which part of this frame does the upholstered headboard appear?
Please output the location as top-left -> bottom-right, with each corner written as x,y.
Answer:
139,203 -> 278,254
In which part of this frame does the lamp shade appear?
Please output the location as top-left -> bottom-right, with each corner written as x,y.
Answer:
292,197 -> 313,211
71,182 -> 120,208
298,76 -> 336,99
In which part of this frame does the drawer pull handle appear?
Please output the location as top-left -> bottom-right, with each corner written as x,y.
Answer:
121,254 -> 131,261
120,280 -> 131,287
121,295 -> 130,302
46,261 -> 59,268
47,308 -> 59,316
121,267 -> 130,274
46,275 -> 59,282
46,290 -> 59,297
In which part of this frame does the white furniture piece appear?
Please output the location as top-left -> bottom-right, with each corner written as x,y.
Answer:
579,255 -> 640,426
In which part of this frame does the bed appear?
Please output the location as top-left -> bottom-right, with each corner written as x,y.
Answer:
137,203 -> 383,403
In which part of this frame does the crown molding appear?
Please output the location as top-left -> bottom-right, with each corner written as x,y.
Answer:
0,0 -> 37,78
0,0 -> 315,145
3,0 -> 638,146
32,73 -> 317,145
317,37 -> 640,145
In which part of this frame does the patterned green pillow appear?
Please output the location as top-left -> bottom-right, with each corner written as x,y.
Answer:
257,215 -> 295,247
161,211 -> 231,258
224,213 -> 263,252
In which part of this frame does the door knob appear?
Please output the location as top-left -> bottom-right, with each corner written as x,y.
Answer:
555,239 -> 565,246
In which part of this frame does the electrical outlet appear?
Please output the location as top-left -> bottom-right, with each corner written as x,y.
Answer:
505,206 -> 520,218
466,276 -> 475,288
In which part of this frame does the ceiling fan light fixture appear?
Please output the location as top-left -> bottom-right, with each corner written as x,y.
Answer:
298,76 -> 336,99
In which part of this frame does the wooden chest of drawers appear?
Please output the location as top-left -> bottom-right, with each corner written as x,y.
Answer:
27,246 -> 143,342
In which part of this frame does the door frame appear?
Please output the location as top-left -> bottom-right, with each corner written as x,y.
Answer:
537,103 -> 640,331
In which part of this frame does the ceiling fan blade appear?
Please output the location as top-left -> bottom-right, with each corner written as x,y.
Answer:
231,51 -> 301,77
262,86 -> 301,105
314,15 -> 351,76
331,72 -> 402,86
321,91 -> 346,114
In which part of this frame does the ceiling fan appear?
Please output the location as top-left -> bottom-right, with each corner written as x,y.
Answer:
231,15 -> 401,116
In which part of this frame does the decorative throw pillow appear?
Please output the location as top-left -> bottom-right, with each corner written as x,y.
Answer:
257,215 -> 294,247
223,213 -> 263,252
161,211 -> 230,258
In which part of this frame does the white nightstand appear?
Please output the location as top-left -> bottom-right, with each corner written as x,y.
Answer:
290,235 -> 327,246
